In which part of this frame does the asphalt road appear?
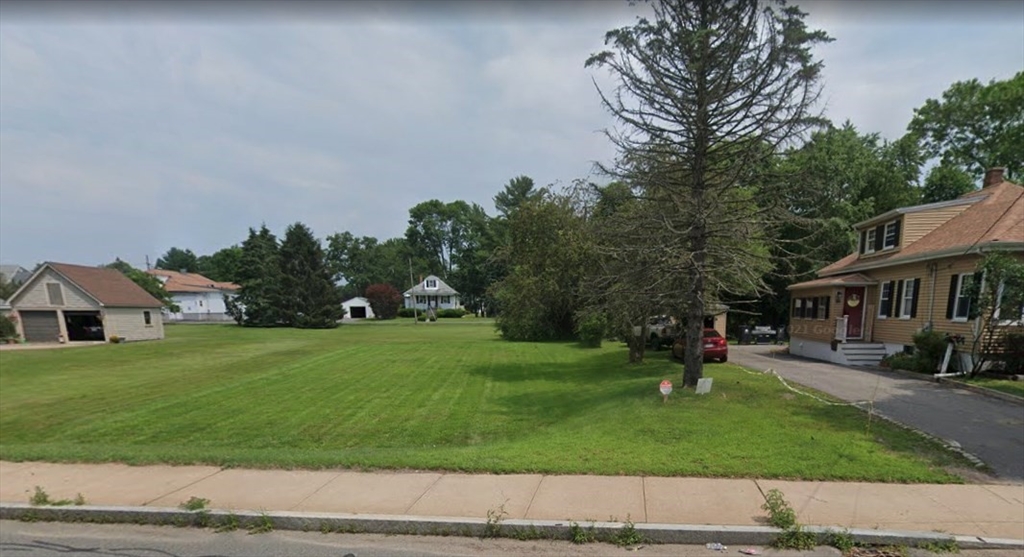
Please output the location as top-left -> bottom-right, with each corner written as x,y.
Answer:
3,521 -> 1023,557
729,345 -> 1024,482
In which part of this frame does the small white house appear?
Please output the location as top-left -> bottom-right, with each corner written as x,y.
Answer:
147,269 -> 239,322
342,296 -> 375,320
403,275 -> 461,312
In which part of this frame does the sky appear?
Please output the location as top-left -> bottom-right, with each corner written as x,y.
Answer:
1,0 -> 1022,270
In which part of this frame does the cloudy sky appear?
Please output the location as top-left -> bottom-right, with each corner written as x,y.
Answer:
1,0 -> 1021,270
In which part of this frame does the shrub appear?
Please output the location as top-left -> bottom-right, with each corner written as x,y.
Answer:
0,315 -> 17,340
912,329 -> 948,373
437,308 -> 466,318
398,308 -> 418,318
364,284 -> 402,320
995,331 -> 1024,375
880,352 -> 916,371
109,335 -> 123,344
575,311 -> 607,348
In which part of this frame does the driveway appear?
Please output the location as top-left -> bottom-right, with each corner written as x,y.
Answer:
729,345 -> 1024,482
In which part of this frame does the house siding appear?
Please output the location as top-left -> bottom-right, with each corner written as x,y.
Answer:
14,269 -> 98,310
103,307 -> 165,342
788,286 -> 837,343
902,205 -> 972,246
165,291 -> 235,322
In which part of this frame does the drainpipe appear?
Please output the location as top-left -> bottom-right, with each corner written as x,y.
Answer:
926,262 -> 938,330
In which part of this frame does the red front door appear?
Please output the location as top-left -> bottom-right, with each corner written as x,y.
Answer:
843,287 -> 865,339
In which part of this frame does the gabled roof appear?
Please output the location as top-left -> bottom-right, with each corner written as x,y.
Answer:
788,273 -> 877,291
819,180 -> 1024,277
404,275 -> 459,296
11,262 -> 164,308
146,269 -> 239,293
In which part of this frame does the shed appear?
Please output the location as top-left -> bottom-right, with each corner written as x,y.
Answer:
8,262 -> 165,343
342,296 -> 375,320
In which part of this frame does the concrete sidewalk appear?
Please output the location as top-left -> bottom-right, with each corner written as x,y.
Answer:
2,461 -> 1022,542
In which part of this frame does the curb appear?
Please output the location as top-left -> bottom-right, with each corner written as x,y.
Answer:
935,377 -> 1024,406
2,503 -> 1022,550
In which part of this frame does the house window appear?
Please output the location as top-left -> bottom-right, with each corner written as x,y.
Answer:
816,296 -> 829,320
952,273 -> 973,321
144,311 -> 152,325
900,279 -> 916,319
46,283 -> 65,306
878,282 -> 893,318
441,296 -> 451,304
425,279 -> 438,289
865,229 -> 876,254
994,280 -> 1024,324
416,295 -> 426,304
883,221 -> 899,250
792,298 -> 804,319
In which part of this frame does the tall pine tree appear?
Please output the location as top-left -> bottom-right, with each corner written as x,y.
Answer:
229,225 -> 284,327
278,222 -> 344,329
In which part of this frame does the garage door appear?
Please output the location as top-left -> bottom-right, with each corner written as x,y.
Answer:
20,311 -> 60,342
349,306 -> 367,319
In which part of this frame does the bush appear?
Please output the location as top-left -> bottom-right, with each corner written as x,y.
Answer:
575,311 -> 607,348
0,315 -> 17,340
880,352 -> 915,371
912,329 -> 948,374
364,283 -> 402,320
398,308 -> 418,318
998,331 -> 1024,375
437,308 -> 466,318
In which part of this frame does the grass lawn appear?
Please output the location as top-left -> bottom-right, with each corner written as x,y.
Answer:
961,376 -> 1024,399
0,320 -> 970,482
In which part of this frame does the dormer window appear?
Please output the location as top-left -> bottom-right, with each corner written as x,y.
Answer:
425,279 -> 438,289
864,229 -> 876,254
883,221 -> 899,249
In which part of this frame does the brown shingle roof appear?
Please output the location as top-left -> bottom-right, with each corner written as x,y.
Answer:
146,269 -> 239,293
48,262 -> 164,308
819,180 -> 1024,276
788,273 -> 877,291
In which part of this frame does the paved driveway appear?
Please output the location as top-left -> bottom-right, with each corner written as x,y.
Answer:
729,345 -> 1024,482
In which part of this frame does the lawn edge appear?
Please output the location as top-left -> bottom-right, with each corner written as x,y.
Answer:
936,377 -> 1024,406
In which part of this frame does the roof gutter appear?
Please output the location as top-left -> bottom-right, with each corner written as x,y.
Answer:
819,241 -> 1024,277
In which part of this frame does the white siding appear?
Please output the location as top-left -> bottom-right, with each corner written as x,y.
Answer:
165,291 -> 235,321
404,295 -> 461,311
103,307 -> 165,341
342,297 -> 376,319
12,269 -> 98,310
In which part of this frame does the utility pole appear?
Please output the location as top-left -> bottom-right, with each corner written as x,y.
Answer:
145,255 -> 151,270
408,258 -> 419,325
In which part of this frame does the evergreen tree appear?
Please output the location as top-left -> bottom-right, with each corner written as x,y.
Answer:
278,222 -> 344,329
230,225 -> 284,327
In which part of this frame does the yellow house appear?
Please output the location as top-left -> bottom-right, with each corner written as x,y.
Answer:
787,168 -> 1024,366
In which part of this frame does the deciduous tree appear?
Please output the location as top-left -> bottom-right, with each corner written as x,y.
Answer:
104,258 -> 178,311
155,247 -> 199,273
364,283 -> 402,320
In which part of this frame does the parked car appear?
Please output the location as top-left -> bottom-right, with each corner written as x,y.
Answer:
672,328 -> 728,363
633,315 -> 679,350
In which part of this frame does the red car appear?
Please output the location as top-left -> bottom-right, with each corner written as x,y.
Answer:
672,328 -> 728,363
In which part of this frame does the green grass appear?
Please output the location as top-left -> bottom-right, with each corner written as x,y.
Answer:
960,376 -> 1024,398
0,320 -> 970,482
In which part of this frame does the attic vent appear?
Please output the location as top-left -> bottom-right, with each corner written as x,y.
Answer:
46,283 -> 65,306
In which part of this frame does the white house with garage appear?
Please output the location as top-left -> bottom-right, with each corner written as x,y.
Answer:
8,262 -> 165,343
341,296 -> 375,320
146,269 -> 239,322
403,275 -> 461,312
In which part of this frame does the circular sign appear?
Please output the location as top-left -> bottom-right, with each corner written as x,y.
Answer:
847,293 -> 861,307
660,380 -> 673,396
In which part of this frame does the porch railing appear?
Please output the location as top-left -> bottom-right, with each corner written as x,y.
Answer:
834,316 -> 848,342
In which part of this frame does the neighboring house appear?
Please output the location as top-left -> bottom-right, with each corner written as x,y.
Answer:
787,168 -> 1024,366
146,269 -> 239,322
342,296 -> 375,320
403,275 -> 461,312
0,264 -> 33,286
8,262 -> 165,343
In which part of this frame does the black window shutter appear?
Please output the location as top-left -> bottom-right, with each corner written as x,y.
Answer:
860,230 -> 867,254
893,280 -> 904,316
893,219 -> 902,247
946,275 -> 959,319
910,278 -> 921,318
825,297 -> 830,319
792,298 -> 797,318
874,225 -> 885,251
811,297 -> 818,319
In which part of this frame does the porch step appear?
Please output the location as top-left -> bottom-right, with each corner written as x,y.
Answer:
840,343 -> 887,366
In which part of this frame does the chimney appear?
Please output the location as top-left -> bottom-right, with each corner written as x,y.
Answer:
983,167 -> 1006,188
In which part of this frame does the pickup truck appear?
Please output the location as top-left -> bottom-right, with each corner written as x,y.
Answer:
633,316 -> 679,350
